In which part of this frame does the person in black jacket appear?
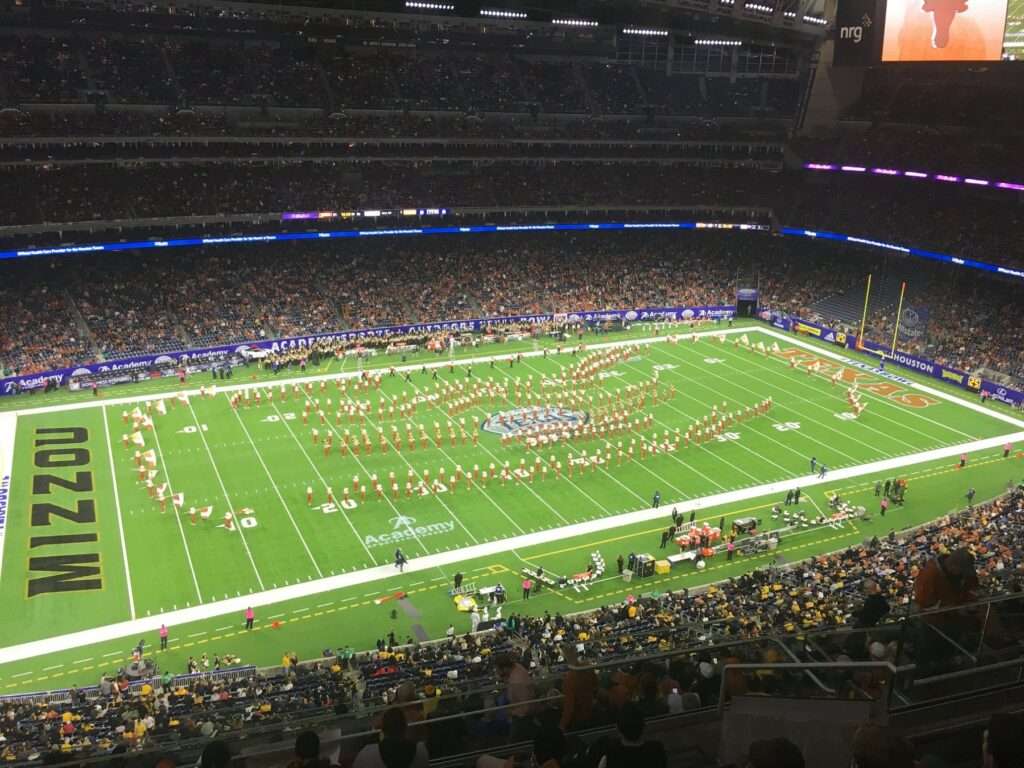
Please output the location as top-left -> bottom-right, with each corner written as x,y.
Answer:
597,703 -> 666,768
855,579 -> 890,628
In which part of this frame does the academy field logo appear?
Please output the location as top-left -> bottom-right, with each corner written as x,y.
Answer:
364,514 -> 455,548
390,514 -> 417,530
481,406 -> 590,437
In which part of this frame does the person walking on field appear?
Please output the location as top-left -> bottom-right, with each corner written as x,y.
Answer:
880,497 -> 889,518
245,606 -> 255,630
522,578 -> 533,600
159,624 -> 169,651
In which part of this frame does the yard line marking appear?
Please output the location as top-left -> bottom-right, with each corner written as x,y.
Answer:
317,602 -> 334,607
268,613 -> 285,619
297,396 -> 457,567
655,344 -> 869,463
516,359 -> 679,505
102,406 -> 136,621
320,389 -> 483,543
293,607 -> 309,612
42,664 -> 63,671
371,383 -> 530,534
618,357 -> 793,481
646,344 -> 857,467
186,399 -> 265,590
188,632 -> 207,638
269,401 -> 378,566
455,362 -> 620,517
762,327 -> 1024,432
716,335 -> 974,446
229,397 -> 324,578
149,405 -> 204,604
11,672 -> 31,678
72,658 -> 93,664
102,651 -> 121,658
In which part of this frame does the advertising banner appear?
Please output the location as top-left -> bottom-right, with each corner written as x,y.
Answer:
0,306 -> 735,397
789,318 -> 848,347
784,317 -> 1024,407
758,309 -> 792,331
834,0 -> 884,65
897,305 -> 929,343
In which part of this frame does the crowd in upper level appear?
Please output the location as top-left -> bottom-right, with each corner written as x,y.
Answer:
0,32 -> 800,117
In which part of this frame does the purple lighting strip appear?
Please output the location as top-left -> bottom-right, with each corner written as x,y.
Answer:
805,163 -> 1024,194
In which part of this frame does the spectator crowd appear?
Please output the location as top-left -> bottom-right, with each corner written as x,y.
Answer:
1,487 -> 1022,765
2,231 -> 1022,389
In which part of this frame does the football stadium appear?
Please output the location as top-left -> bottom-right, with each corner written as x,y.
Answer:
1,1 -> 1024,766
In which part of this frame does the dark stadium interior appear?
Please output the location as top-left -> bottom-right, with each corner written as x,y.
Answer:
2,0 -> 1024,766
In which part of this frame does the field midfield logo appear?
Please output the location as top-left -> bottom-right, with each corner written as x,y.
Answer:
482,406 -> 589,437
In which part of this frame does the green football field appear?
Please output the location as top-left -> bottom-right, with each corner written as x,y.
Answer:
1,323 -> 1022,694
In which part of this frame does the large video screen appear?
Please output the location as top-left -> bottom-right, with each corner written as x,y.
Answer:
881,0 -> 1007,60
1005,0 -> 1024,57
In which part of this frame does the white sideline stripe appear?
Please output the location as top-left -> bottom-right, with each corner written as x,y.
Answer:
8,326 -> 751,419
102,406 -> 136,620
1,429 -> 1021,666
0,412 -> 15,583
761,328 -> 1024,431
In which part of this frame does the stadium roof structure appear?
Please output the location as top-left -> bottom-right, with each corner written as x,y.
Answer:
81,0 -> 830,43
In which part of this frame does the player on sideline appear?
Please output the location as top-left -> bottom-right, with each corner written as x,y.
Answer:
394,548 -> 408,572
810,456 -> 817,473
818,464 -> 827,479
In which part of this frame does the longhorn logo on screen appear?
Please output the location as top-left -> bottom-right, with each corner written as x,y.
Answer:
922,0 -> 968,47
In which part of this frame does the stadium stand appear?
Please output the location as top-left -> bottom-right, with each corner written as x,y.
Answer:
0,488 -> 1021,765
4,3 -> 1024,766
2,232 -> 1022,388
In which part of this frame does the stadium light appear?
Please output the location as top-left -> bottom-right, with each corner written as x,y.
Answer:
622,27 -> 670,36
745,2 -> 775,13
802,14 -> 828,24
552,18 -> 599,27
719,0 -> 736,6
783,10 -> 797,17
694,38 -> 743,45
405,1 -> 454,10
804,162 -> 1024,195
480,8 -> 527,19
